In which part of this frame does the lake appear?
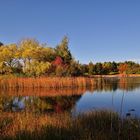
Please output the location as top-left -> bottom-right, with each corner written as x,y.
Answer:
0,77 -> 140,117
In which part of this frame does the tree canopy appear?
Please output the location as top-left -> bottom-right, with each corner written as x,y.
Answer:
0,37 -> 140,77
0,42 -> 3,46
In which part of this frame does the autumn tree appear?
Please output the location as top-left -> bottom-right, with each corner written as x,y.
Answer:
52,56 -> 64,66
118,63 -> 128,74
0,62 -> 10,74
67,61 -> 82,76
18,39 -> 41,70
120,61 -> 140,74
55,66 -> 67,76
18,39 -> 56,76
55,36 -> 72,64
1,37 -> 140,77
24,61 -> 51,76
31,46 -> 56,62
0,44 -> 19,73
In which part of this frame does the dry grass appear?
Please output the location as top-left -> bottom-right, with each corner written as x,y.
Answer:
0,87 -> 95,97
0,77 -> 140,96
0,112 -> 70,138
0,77 -> 96,97
0,77 -> 95,90
0,111 -> 140,140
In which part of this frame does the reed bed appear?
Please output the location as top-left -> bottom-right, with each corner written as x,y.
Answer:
0,111 -> 140,140
0,77 -> 96,90
0,86 -> 95,97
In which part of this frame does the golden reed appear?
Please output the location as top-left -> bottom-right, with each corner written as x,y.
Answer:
0,77 -> 95,89
0,87 -> 95,97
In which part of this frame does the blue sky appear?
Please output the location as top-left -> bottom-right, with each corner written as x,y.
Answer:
1,0 -> 140,64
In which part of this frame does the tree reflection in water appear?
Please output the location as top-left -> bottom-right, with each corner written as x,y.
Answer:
0,77 -> 140,114
0,95 -> 82,114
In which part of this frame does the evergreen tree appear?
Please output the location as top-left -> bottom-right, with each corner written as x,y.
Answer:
0,42 -> 3,46
55,36 -> 72,64
88,62 -> 95,75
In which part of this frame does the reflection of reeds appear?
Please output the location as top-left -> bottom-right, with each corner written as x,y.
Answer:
1,111 -> 140,140
0,87 -> 95,97
95,77 -> 140,92
0,77 -> 95,89
0,77 -> 140,96
117,77 -> 140,91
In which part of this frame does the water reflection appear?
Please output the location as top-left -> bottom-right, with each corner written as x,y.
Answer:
94,77 -> 140,92
0,77 -> 140,116
0,95 -> 81,113
76,77 -> 140,117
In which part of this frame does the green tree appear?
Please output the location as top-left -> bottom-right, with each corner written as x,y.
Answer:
95,63 -> 103,74
67,61 -> 82,76
88,62 -> 95,75
55,36 -> 72,64
55,66 -> 67,77
111,61 -> 118,72
40,47 -> 56,62
81,64 -> 89,76
102,62 -> 118,74
0,42 -> 3,46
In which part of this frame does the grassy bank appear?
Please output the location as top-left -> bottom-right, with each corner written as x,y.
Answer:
0,110 -> 140,140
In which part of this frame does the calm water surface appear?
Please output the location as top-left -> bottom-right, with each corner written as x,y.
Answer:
1,77 -> 140,117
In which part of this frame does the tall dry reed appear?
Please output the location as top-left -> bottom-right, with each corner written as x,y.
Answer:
1,111 -> 140,140
0,77 -> 96,89
0,86 -> 95,97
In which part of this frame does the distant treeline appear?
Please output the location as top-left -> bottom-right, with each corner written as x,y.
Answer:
0,37 -> 140,77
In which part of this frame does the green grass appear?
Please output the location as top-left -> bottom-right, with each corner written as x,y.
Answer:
1,110 -> 140,140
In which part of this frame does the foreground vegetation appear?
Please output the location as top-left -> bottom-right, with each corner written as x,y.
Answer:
0,37 -> 140,77
0,111 -> 140,140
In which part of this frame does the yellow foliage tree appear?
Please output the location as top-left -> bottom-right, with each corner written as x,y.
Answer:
0,44 -> 18,73
19,39 -> 41,71
25,61 -> 51,76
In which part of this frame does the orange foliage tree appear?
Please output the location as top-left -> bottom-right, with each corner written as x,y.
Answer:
118,63 -> 128,74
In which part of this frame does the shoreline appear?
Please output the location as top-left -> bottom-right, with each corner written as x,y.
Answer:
91,74 -> 140,78
1,74 -> 140,78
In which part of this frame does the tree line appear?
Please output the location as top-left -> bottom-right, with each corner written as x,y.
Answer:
0,37 -> 140,77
